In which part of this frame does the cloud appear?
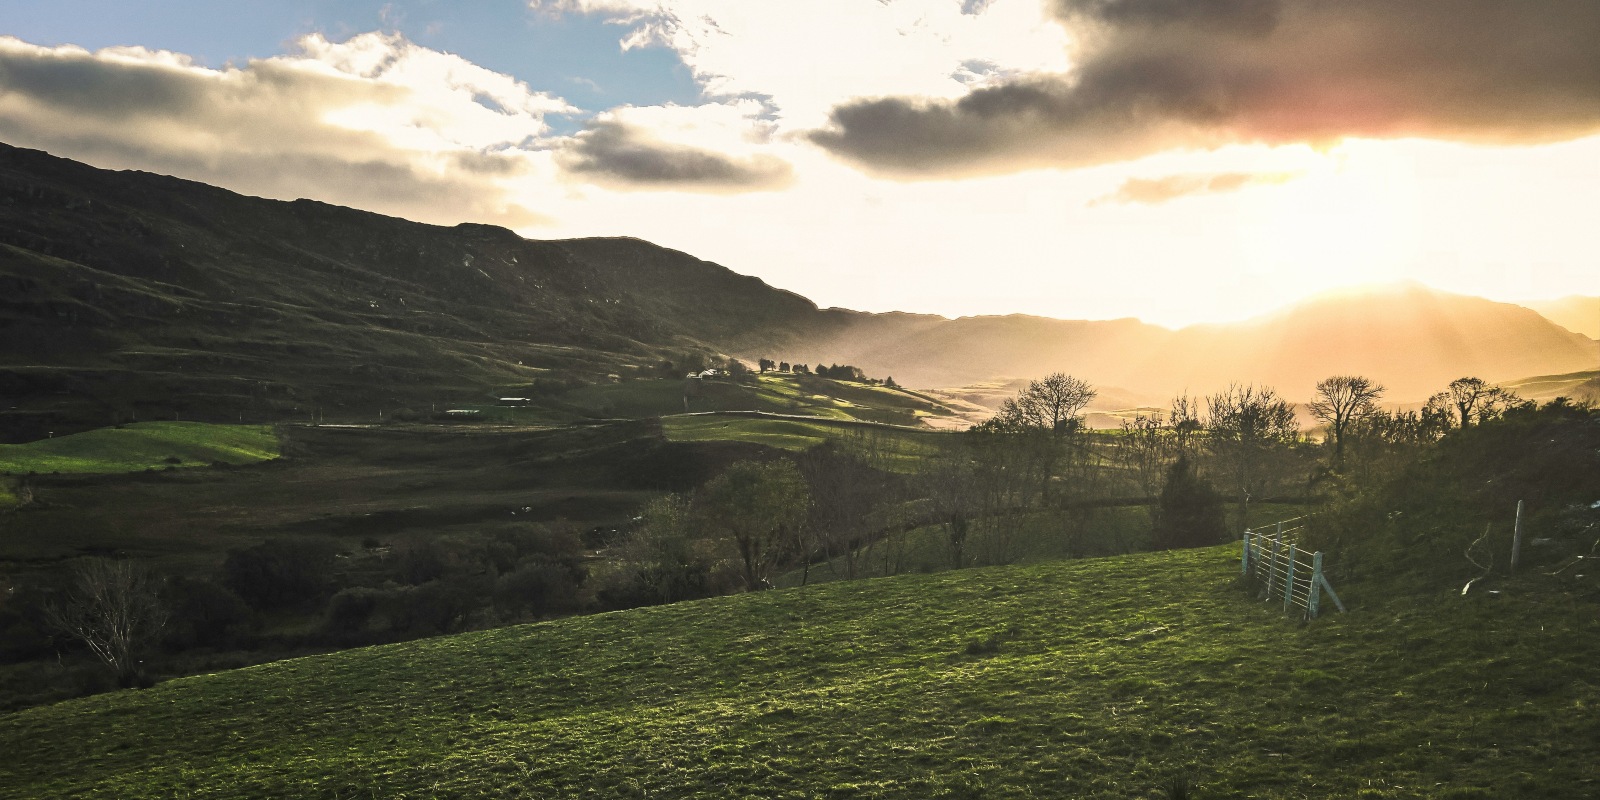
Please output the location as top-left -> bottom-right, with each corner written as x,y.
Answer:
526,0 -> 1071,129
810,0 -> 1600,178
560,118 -> 793,191
0,34 -> 567,227
1092,170 -> 1299,205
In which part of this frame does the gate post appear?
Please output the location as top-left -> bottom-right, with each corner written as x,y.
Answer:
1284,545 -> 1297,612
1308,551 -> 1324,617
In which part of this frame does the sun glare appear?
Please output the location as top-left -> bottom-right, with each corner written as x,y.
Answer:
1239,143 -> 1420,301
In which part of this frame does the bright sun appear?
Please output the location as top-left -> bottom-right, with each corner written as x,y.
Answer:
1240,142 -> 1421,299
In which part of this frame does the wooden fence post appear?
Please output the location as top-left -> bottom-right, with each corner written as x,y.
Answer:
1284,545 -> 1297,612
1266,538 -> 1281,597
1241,530 -> 1252,577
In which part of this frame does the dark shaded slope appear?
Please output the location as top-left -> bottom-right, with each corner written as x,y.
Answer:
0,144 -> 814,440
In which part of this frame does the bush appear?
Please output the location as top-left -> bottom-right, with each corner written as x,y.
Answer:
1151,455 -> 1227,550
221,538 -> 338,612
323,587 -> 385,635
162,577 -> 255,651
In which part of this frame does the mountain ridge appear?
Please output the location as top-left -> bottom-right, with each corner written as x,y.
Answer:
2,142 -> 1594,440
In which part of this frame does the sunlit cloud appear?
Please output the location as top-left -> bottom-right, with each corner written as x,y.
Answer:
0,33 -> 564,226
811,0 -> 1600,178
1092,170 -> 1301,206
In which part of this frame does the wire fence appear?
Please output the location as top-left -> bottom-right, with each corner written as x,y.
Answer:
1241,516 -> 1346,619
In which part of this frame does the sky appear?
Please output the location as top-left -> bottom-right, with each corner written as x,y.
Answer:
1,0 -> 1596,328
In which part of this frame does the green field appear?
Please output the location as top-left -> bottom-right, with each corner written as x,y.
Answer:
663,413 -> 949,471
3,544 -> 1595,798
0,422 -> 279,475
561,374 -> 962,427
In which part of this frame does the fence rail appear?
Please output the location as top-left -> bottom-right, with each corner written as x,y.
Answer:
1241,518 -> 1345,619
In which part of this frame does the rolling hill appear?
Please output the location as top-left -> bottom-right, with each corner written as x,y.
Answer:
1,545 -> 1595,798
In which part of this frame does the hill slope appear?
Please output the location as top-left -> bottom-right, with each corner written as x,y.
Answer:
0,142 -> 819,441
5,143 -> 1593,440
3,546 -> 1595,799
1525,295 -> 1600,339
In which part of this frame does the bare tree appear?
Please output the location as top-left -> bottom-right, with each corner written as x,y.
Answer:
1433,377 -> 1523,429
921,446 -> 979,569
996,373 -> 1098,435
45,558 -> 168,687
1308,375 -> 1385,463
1205,384 -> 1300,530
1168,394 -> 1202,459
1117,413 -> 1173,506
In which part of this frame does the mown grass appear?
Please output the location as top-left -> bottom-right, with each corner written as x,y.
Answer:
0,422 -> 279,475
3,545 -> 1595,799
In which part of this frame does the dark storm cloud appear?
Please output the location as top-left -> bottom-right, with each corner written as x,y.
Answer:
810,0 -> 1600,178
560,119 -> 794,192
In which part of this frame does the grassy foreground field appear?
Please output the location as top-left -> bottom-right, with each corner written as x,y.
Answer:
3,545 -> 1596,799
0,422 -> 278,475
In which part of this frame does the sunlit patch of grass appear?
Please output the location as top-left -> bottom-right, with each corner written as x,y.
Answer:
0,422 -> 279,474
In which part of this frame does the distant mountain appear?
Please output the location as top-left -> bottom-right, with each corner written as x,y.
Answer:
3,143 -> 1593,440
1525,296 -> 1600,339
758,283 -> 1599,404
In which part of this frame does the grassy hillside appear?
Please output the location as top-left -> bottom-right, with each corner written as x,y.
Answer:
1501,369 -> 1600,404
558,373 -> 964,427
0,421 -> 277,475
3,545 -> 1595,799
664,413 -> 946,471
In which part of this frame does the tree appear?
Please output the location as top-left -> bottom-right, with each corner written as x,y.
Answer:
44,558 -> 168,687
619,494 -> 713,604
1308,375 -> 1385,464
758,358 -> 775,373
1169,393 -> 1202,450
796,442 -> 894,582
1151,455 -> 1228,550
984,373 -> 1098,505
1205,384 -> 1299,527
1117,413 -> 1174,505
1433,377 -> 1523,429
995,373 -> 1097,435
699,460 -> 810,590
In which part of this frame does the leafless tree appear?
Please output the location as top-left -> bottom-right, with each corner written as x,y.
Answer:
1308,375 -> 1385,463
1117,413 -> 1173,506
44,558 -> 168,687
1168,394 -> 1202,459
996,373 -> 1098,435
1205,384 -> 1300,530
